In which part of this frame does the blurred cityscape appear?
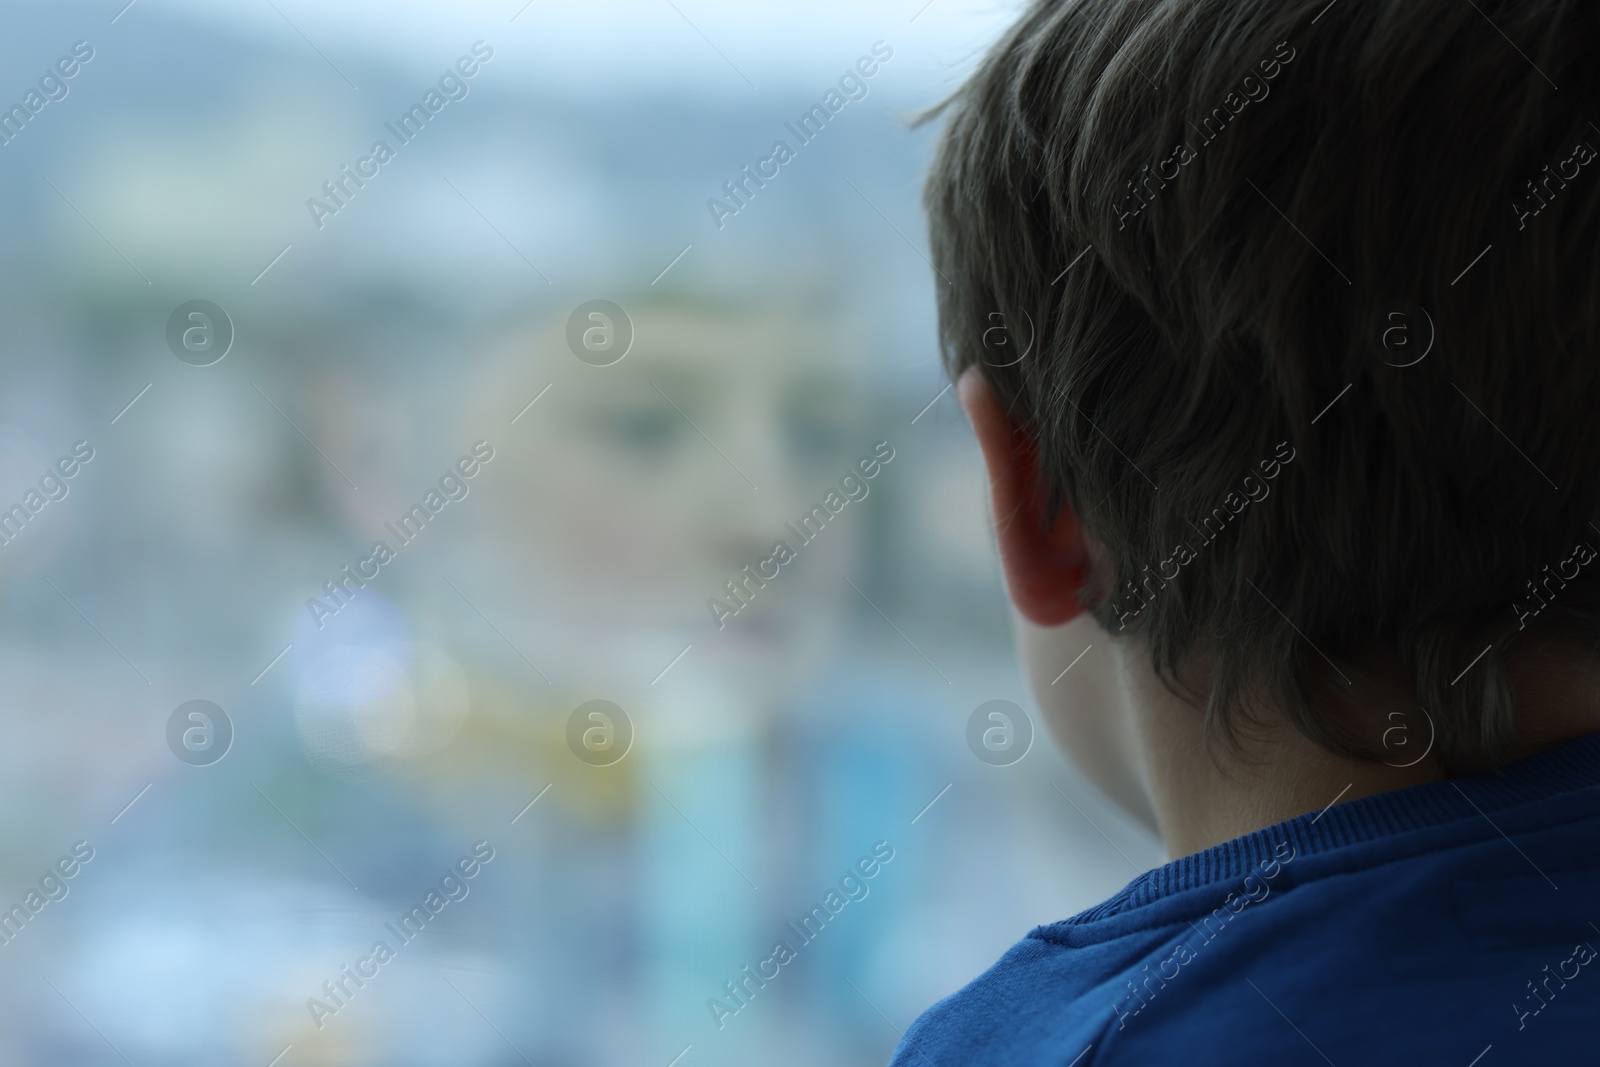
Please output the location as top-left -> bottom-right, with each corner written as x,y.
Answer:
0,2 -> 1164,1064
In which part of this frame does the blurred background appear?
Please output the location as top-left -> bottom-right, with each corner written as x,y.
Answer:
0,1 -> 1164,1064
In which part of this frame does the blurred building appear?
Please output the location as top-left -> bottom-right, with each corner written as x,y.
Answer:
0,3 -> 1162,1065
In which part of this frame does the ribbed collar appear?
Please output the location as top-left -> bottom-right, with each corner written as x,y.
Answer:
1059,731 -> 1600,928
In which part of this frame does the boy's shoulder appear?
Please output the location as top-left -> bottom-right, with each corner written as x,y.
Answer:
892,735 -> 1600,1066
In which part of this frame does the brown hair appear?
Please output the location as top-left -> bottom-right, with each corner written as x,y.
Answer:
924,0 -> 1600,772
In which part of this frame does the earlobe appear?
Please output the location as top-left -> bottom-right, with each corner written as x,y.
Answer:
958,366 -> 1092,626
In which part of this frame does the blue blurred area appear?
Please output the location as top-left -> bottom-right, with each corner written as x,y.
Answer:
0,3 -> 1163,1065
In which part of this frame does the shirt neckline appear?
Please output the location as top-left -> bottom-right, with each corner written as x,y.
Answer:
1059,730 -> 1600,928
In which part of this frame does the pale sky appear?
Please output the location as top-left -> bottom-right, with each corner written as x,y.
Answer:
138,0 -> 1029,99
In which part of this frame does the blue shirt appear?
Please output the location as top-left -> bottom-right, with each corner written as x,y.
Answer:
892,733 -> 1600,1065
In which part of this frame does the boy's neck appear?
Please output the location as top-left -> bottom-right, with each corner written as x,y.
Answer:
1126,648 -> 1600,859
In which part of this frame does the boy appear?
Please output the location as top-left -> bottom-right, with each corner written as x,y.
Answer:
897,0 -> 1600,1062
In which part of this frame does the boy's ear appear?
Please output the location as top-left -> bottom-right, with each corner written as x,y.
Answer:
958,366 -> 1093,626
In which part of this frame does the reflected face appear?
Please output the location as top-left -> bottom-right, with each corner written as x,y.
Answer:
469,301 -> 871,697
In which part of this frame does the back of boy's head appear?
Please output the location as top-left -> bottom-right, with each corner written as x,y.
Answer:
925,0 -> 1600,774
